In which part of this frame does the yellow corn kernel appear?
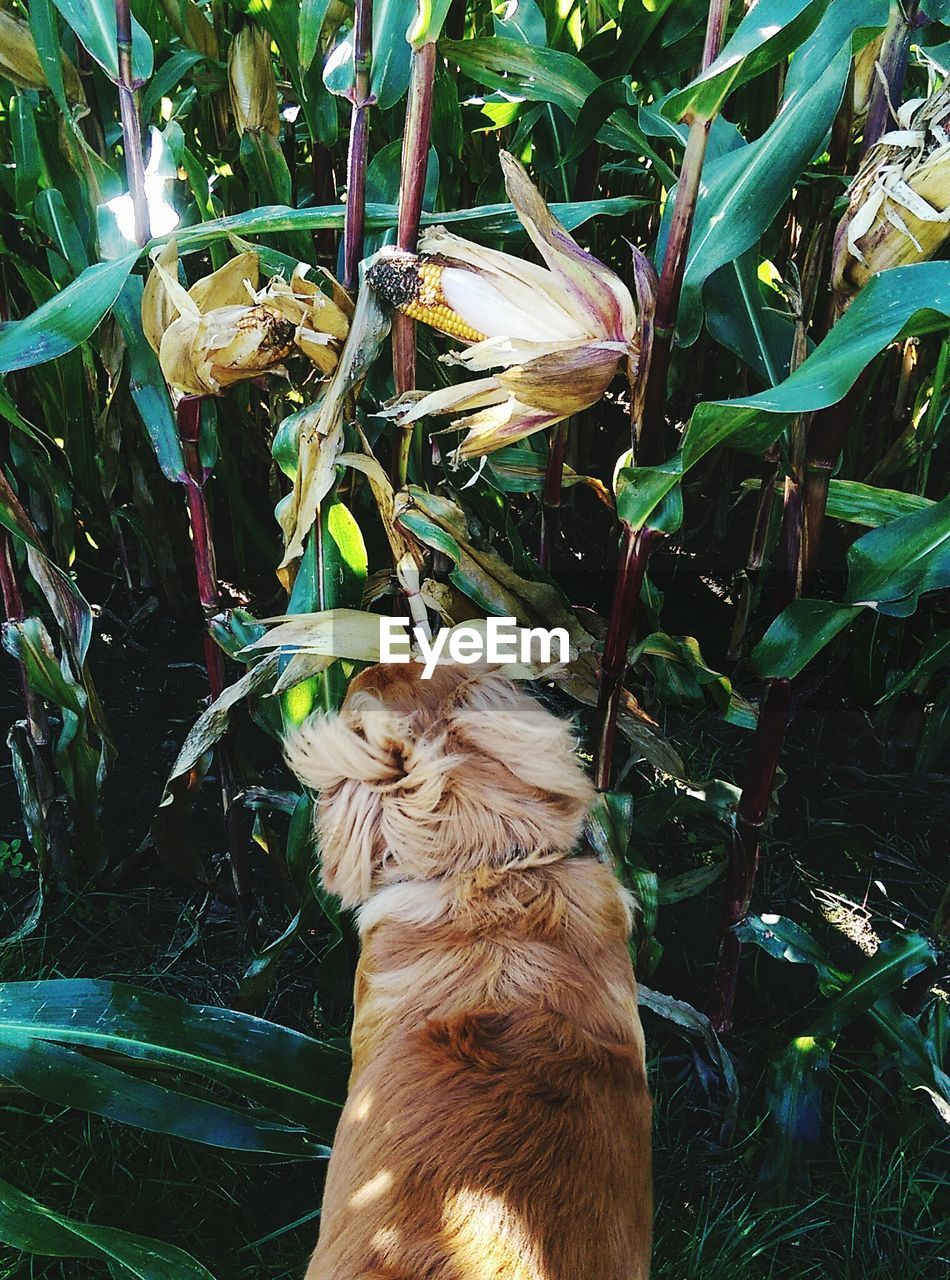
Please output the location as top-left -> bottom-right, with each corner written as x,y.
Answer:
366,256 -> 486,343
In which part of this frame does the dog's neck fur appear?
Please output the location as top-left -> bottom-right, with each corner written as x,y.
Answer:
349,857 -> 643,1077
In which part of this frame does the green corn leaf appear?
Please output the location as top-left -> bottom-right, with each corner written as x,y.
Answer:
0,196 -> 637,372
633,632 -> 734,715
2,617 -> 86,716
11,95 -> 40,211
823,479 -> 932,527
0,251 -> 137,373
760,930 -> 936,1192
876,630 -> 950,705
34,188 -> 89,273
637,985 -> 739,1139
0,1032 -> 330,1158
677,42 -> 850,343
870,996 -> 950,1122
409,0 -> 453,46
323,0 -> 415,109
49,0 -> 153,84
615,458 -> 684,531
704,251 -> 799,387
762,1032 -> 832,1194
0,980 -> 347,1138
492,0 -> 545,44
751,600 -> 861,679
587,792 -> 659,942
845,496 -> 950,617
440,37 -> 666,168
783,0 -> 888,100
725,263 -> 950,415
28,0 -> 69,114
665,0 -> 832,122
0,1177 -> 216,1279
112,277 -> 186,482
736,914 -> 848,994
754,500 -> 950,679
156,653 -> 281,823
366,0 -> 411,106
239,130 -> 293,208
141,48 -> 207,118
298,0 -> 335,71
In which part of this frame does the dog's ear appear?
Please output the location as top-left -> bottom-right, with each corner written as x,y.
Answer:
446,676 -> 594,858
285,669 -> 594,904
283,696 -> 412,907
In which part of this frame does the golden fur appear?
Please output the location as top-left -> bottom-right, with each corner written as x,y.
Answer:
285,663 -> 652,1280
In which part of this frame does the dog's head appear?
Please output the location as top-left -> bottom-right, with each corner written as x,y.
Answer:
284,662 -> 594,907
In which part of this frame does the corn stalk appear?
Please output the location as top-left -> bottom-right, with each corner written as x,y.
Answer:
343,0 -> 372,291
861,1 -> 922,158
177,396 -> 250,908
392,39 -> 438,485
593,0 -> 732,791
114,0 -> 148,246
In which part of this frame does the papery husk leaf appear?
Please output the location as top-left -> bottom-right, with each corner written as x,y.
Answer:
0,10 -> 84,103
202,304 -> 295,387
295,330 -> 339,375
259,272 -> 350,341
833,88 -> 950,302
387,377 -> 509,426
446,334 -> 592,373
499,150 -> 636,340
159,303 -> 294,395
416,229 -> 587,339
387,344 -> 624,458
228,25 -> 280,137
395,487 -> 593,652
338,443 -> 420,567
391,487 -> 683,771
852,33 -> 883,120
453,400 -> 563,458
158,313 -> 205,394
244,608 -> 395,660
497,343 -> 622,413
275,399 -> 345,560
142,239 -> 182,356
189,251 -> 260,312
630,244 -> 659,431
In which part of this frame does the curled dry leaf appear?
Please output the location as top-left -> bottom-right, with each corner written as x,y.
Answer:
278,282 -> 390,569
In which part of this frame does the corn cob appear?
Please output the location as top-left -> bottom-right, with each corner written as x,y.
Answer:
367,255 -> 486,343
832,86 -> 950,304
228,25 -> 280,138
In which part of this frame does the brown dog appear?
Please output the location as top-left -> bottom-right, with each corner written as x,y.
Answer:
285,662 -> 652,1280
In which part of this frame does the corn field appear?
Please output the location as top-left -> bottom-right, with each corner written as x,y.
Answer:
0,1 -> 948,1276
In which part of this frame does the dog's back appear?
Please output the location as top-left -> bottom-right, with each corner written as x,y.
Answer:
286,664 -> 652,1279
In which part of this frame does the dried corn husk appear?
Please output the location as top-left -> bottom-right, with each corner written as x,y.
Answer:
158,0 -> 218,59
228,25 -> 279,137
0,8 -> 84,103
852,33 -> 884,120
832,87 -> 950,305
368,151 -> 650,458
141,242 -> 350,398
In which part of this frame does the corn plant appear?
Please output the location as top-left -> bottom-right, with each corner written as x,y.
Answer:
0,1 -> 948,1274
